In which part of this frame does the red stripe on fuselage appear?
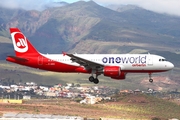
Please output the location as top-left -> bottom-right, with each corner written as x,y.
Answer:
122,70 -> 168,73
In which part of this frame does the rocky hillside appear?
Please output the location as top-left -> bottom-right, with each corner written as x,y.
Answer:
0,1 -> 180,54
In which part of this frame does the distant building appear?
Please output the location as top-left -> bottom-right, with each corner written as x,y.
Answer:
23,95 -> 31,100
44,92 -> 56,97
80,96 -> 102,104
134,89 -> 141,94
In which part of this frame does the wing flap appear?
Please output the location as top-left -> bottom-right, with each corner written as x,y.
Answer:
66,54 -> 104,69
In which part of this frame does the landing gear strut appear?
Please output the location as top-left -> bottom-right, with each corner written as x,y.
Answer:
89,69 -> 100,84
89,76 -> 99,84
149,73 -> 153,83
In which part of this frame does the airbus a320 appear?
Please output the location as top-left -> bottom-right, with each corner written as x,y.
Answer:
6,28 -> 174,84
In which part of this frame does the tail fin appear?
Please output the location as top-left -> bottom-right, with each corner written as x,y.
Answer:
10,28 -> 39,57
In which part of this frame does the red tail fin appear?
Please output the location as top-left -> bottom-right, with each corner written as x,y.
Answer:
10,28 -> 39,57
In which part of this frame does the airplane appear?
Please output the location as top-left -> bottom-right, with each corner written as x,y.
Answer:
6,28 -> 174,84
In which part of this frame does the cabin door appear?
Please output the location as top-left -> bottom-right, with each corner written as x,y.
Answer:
147,55 -> 153,66
38,56 -> 43,65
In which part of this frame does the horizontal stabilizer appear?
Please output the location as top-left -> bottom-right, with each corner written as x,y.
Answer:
6,56 -> 28,62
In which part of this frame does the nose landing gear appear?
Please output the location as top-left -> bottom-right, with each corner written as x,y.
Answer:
149,78 -> 153,83
149,73 -> 153,83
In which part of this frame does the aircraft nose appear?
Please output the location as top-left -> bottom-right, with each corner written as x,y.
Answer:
168,62 -> 174,70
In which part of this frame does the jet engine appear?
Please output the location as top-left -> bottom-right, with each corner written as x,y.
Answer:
103,66 -> 126,80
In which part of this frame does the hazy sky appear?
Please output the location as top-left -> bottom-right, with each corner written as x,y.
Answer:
0,0 -> 180,16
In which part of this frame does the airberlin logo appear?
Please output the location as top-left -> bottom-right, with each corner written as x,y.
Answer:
11,32 -> 28,53
102,56 -> 147,66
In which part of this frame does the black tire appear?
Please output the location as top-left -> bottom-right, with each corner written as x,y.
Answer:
94,78 -> 99,84
149,79 -> 153,83
89,76 -> 94,82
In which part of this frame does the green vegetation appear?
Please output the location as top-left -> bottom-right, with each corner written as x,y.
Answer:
33,107 -> 40,113
101,94 -> 180,119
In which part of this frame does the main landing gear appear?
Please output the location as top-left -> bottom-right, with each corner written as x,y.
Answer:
89,76 -> 99,84
89,69 -> 100,84
149,73 -> 153,83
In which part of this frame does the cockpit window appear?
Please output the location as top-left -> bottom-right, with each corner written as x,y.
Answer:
159,59 -> 166,62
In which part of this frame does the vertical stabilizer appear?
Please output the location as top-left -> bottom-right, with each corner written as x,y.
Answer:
10,28 -> 39,56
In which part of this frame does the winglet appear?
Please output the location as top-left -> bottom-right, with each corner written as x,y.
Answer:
62,51 -> 67,56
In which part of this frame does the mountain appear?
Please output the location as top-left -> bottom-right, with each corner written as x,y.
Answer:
108,4 -> 180,37
0,1 -> 180,54
0,1 -> 180,58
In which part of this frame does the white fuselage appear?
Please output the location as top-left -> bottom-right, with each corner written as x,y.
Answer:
43,53 -> 174,72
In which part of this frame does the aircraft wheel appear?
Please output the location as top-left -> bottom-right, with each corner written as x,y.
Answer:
149,79 -> 153,83
94,78 -> 99,84
89,76 -> 94,82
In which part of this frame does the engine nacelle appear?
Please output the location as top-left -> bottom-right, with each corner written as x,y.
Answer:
111,72 -> 126,80
103,66 -> 126,80
103,66 -> 121,77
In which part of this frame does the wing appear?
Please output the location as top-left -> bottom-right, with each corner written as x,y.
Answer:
66,53 -> 104,70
